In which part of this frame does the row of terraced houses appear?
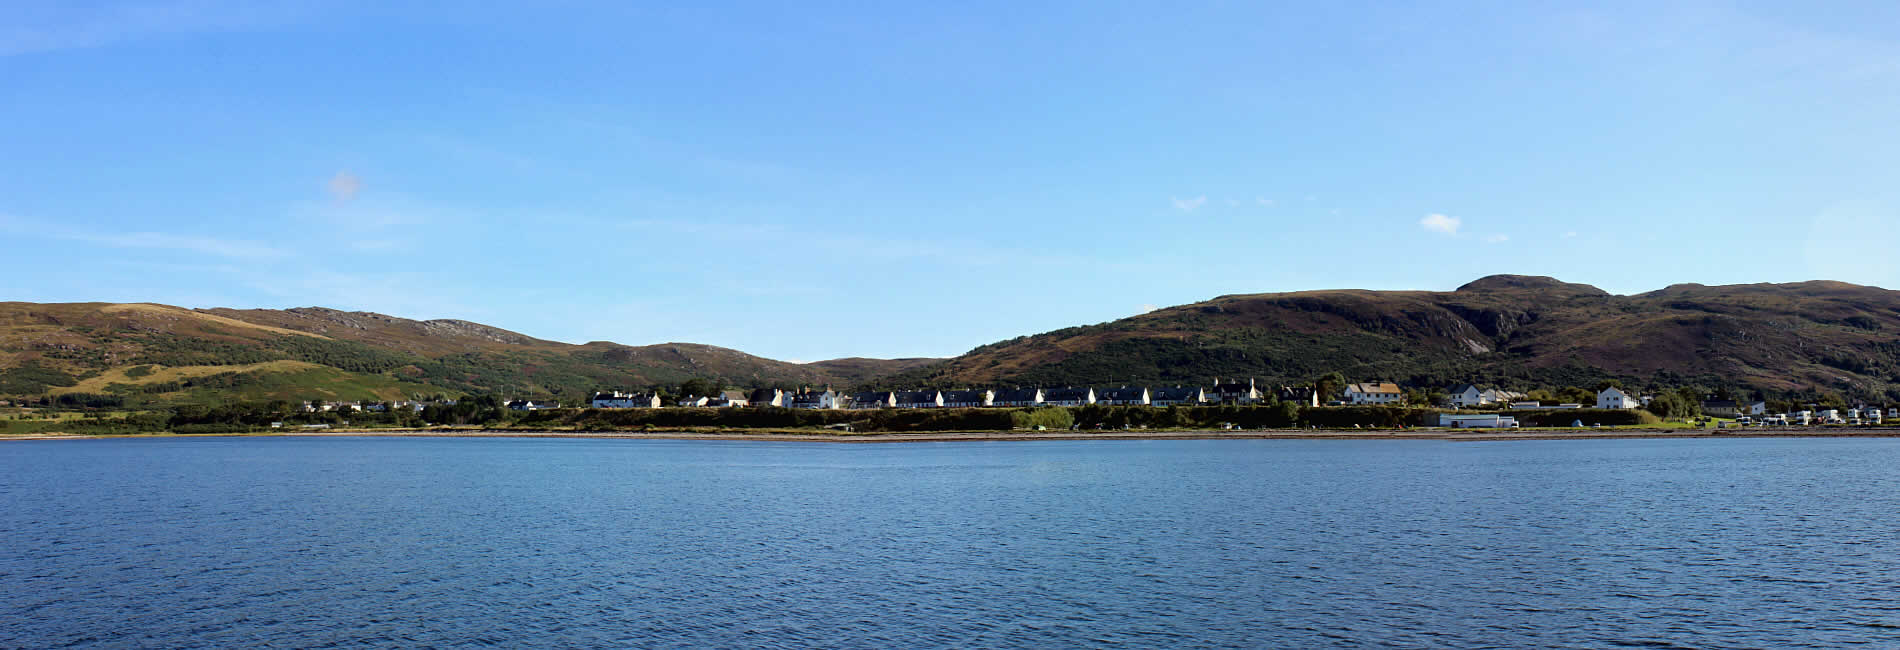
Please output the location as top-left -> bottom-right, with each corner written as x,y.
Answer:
584,379 -> 1318,411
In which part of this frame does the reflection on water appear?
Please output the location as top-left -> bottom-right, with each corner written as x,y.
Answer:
3,436 -> 1898,648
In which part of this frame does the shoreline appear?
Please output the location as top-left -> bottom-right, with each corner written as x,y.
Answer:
11,427 -> 1900,443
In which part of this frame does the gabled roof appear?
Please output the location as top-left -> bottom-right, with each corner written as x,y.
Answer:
1346,383 -> 1402,394
1447,384 -> 1480,394
1044,388 -> 1093,400
894,390 -> 941,403
852,391 -> 893,402
942,390 -> 989,403
993,388 -> 1042,402
1097,387 -> 1148,400
1151,386 -> 1202,401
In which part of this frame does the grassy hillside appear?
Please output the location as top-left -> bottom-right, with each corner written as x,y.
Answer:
879,276 -> 1900,402
8,275 -> 1898,407
0,302 -> 933,404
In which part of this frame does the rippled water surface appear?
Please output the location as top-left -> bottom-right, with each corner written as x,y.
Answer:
5,436 -> 1900,648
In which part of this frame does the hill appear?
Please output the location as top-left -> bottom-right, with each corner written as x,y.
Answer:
0,302 -> 931,406
878,276 -> 1900,402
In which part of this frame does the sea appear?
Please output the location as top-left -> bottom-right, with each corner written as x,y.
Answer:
3,436 -> 1898,648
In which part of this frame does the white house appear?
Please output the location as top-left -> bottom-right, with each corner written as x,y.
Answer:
1043,388 -> 1096,407
593,391 -> 660,409
1596,387 -> 1640,410
992,388 -> 1044,408
1748,401 -> 1768,416
1344,382 -> 1404,405
677,395 -> 710,408
1446,384 -> 1492,408
507,399 -> 560,411
941,389 -> 994,408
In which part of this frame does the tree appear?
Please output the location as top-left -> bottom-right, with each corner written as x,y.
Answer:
1557,386 -> 1594,405
1314,372 -> 1347,402
678,378 -> 720,400
1271,401 -> 1301,428
1594,379 -> 1623,392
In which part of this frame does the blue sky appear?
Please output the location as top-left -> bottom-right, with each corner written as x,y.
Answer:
5,1 -> 1899,361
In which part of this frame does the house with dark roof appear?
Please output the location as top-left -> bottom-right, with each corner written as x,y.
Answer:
1096,387 -> 1151,406
748,388 -> 788,408
1701,400 -> 1740,418
1209,378 -> 1262,404
942,389 -> 994,408
1276,386 -> 1318,407
850,391 -> 895,410
1043,388 -> 1095,407
993,388 -> 1044,408
895,390 -> 944,408
789,389 -> 841,410
1150,386 -> 1205,407
707,390 -> 750,408
508,399 -> 562,411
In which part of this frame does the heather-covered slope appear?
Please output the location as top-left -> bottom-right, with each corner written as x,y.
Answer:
0,302 -> 930,404
881,276 -> 1900,400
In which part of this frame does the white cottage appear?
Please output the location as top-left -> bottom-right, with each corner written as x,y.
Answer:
1344,383 -> 1404,405
1596,387 -> 1640,410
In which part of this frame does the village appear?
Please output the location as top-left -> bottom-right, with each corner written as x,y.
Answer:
439,380 -> 1899,430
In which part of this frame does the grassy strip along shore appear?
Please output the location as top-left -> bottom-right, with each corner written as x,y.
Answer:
0,402 -> 1706,438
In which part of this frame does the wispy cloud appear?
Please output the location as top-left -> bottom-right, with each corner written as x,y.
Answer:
1419,213 -> 1462,235
1256,198 -> 1275,207
1172,196 -> 1207,212
1562,231 -> 1578,238
1138,304 -> 1158,314
327,171 -> 362,201
0,214 -> 286,259
1482,234 -> 1510,244
2,1 -> 310,57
